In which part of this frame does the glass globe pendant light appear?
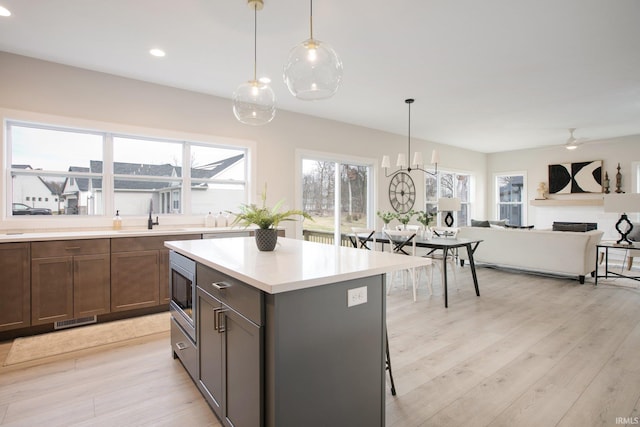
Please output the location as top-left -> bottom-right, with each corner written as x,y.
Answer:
233,0 -> 276,125
283,0 -> 343,100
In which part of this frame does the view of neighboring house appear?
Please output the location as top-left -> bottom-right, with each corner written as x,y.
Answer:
62,166 -> 92,215
59,154 -> 245,216
11,165 -> 63,214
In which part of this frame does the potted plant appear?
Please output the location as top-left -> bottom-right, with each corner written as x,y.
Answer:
377,211 -> 396,230
395,210 -> 415,230
415,210 -> 434,238
230,185 -> 313,251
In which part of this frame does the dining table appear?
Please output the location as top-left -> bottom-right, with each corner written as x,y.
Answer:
349,231 -> 483,308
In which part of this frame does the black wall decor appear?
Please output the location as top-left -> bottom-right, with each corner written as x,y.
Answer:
548,160 -> 603,194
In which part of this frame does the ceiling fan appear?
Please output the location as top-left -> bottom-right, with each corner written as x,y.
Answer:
564,128 -> 587,150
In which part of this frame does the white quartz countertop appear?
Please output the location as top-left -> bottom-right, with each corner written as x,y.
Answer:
165,237 -> 431,294
0,227 -> 244,243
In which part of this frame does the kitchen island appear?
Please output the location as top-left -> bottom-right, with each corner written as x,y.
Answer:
165,236 -> 430,427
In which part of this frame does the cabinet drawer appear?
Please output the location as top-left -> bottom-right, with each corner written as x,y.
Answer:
32,239 -> 110,258
197,264 -> 263,326
171,317 -> 197,380
111,234 -> 201,252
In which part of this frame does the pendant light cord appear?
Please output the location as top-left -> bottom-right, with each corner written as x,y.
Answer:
407,100 -> 412,161
309,0 -> 314,40
253,4 -> 257,81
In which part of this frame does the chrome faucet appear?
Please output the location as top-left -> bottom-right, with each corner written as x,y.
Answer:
148,199 -> 159,229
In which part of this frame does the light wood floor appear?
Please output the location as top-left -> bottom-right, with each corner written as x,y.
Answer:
1,266 -> 640,426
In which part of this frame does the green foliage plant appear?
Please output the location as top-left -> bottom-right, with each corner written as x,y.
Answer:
230,184 -> 313,229
415,210 -> 434,227
396,210 -> 415,225
377,210 -> 396,225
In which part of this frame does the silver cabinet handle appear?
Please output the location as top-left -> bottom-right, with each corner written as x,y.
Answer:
213,307 -> 220,331
212,281 -> 230,291
217,309 -> 227,334
175,342 -> 187,351
213,307 -> 228,333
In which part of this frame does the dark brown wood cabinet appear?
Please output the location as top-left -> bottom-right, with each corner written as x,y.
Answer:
111,234 -> 200,312
111,249 -> 160,312
0,243 -> 31,331
31,239 -> 110,325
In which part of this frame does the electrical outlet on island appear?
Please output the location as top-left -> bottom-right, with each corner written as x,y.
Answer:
347,286 -> 368,307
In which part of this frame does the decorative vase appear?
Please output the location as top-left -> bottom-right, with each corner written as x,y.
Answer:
254,228 -> 278,251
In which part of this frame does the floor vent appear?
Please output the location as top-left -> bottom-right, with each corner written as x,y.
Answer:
54,316 -> 97,330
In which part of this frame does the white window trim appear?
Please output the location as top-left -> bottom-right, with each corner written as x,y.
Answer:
632,161 -> 640,193
295,149 -> 378,243
493,170 -> 528,225
1,108 -> 257,230
425,167 -> 475,227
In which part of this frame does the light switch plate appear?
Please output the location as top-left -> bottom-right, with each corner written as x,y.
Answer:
347,286 -> 367,307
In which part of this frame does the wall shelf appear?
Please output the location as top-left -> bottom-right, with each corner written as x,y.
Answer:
530,198 -> 604,207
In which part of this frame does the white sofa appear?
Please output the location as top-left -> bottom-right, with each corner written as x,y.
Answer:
457,226 -> 604,283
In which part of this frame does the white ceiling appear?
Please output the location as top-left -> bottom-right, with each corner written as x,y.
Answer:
1,0 -> 639,153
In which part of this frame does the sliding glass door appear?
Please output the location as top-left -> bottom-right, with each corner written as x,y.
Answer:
301,155 -> 373,245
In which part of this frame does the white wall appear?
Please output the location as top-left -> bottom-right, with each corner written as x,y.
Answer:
3,53 -> 637,239
488,136 -> 640,239
0,52 -> 487,236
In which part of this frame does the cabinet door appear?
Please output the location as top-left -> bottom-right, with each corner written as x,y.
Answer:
198,289 -> 224,418
31,256 -> 73,325
74,253 -> 111,317
0,243 -> 31,331
223,308 -> 262,427
111,250 -> 160,312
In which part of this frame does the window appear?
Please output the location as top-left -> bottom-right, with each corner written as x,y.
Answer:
7,121 -> 248,217
495,173 -> 526,226
301,154 -> 374,242
633,161 -> 640,193
9,123 -> 103,216
425,170 -> 472,226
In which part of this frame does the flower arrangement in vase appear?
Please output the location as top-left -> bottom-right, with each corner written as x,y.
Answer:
395,210 -> 415,230
377,211 -> 396,230
415,210 -> 434,228
415,210 -> 435,238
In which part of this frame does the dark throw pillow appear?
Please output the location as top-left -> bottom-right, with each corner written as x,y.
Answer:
505,224 -> 535,230
471,219 -> 491,227
552,223 -> 587,232
628,223 -> 640,241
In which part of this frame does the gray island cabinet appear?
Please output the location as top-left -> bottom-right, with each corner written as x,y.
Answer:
165,237 -> 429,427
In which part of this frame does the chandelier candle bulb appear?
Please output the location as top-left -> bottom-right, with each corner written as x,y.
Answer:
412,152 -> 424,168
431,149 -> 439,165
396,153 -> 407,168
381,155 -> 391,169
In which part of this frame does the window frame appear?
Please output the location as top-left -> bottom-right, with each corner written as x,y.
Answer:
296,149 -> 377,243
425,169 -> 473,227
3,112 -> 256,224
494,171 -> 527,226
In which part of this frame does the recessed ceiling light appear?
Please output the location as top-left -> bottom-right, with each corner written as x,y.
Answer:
149,48 -> 166,57
0,6 -> 11,17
